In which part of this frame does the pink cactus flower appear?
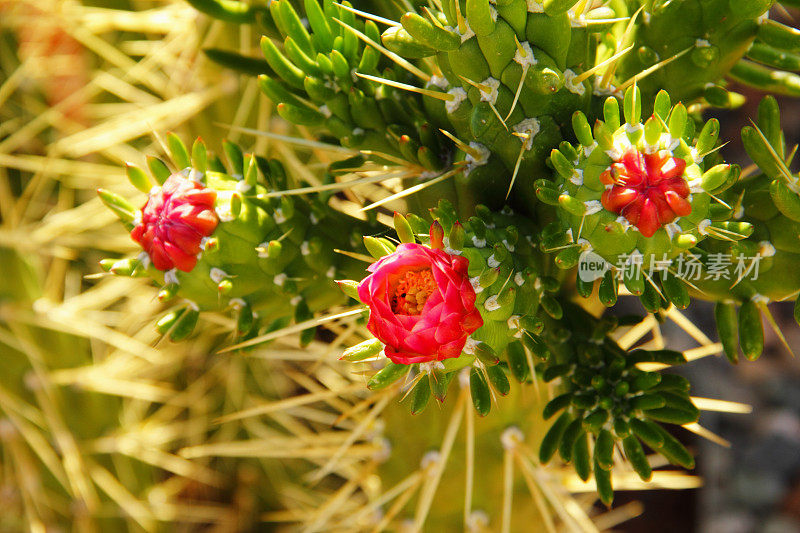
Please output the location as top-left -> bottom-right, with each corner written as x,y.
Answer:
131,174 -> 219,272
357,241 -> 483,365
600,149 -> 691,238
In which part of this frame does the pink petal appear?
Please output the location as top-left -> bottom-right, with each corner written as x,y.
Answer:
437,338 -> 467,360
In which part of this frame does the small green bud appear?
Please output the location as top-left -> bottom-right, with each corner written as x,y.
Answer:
342,338 -> 383,362
470,368 -> 491,416
156,309 -> 184,335
364,236 -> 393,258
125,163 -> 151,193
473,342 -> 499,366
336,280 -> 361,301
367,362 -> 409,390
393,212 -> 415,243
158,283 -> 179,302
448,222 -> 466,250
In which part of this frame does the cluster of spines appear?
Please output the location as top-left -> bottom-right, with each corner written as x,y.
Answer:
99,135 -> 368,344
383,0 -> 622,208
616,0 -> 773,106
213,0 -> 635,214
537,304 -> 698,506
252,0 -> 455,174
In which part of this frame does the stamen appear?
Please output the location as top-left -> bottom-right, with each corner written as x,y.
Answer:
391,269 -> 436,315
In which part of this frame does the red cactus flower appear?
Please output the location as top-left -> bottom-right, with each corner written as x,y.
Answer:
131,173 -> 219,272
357,242 -> 483,365
600,148 -> 691,238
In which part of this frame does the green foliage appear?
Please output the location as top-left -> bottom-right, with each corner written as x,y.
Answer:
535,304 -> 697,503
86,0 -> 800,515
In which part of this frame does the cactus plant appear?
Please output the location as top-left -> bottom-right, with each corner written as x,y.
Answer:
7,0 -> 800,530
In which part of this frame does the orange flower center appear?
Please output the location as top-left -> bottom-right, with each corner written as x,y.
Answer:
391,269 -> 436,315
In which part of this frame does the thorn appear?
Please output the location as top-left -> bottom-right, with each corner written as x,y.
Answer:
334,249 -> 377,263
488,101 -> 509,130
454,0 -> 467,34
505,65 -> 527,122
458,75 -> 492,94
505,142 -> 527,200
642,269 -> 667,303
214,123 -> 357,153
438,129 -> 484,160
358,149 -> 417,167
513,35 -> 527,58
600,6 -> 645,89
664,267 -> 704,294
696,141 -> 731,160
617,46 -> 693,92
332,18 -> 430,81
422,6 -> 445,30
574,45 -> 634,85
580,17 -> 632,26
786,144 -> 798,167
748,120 -> 796,186
576,212 -> 586,241
573,0 -> 590,15
758,301 -> 795,357
681,422 -> 731,448
707,191 -> 731,210
332,2 -> 401,27
360,167 -> 463,211
356,72 -> 455,101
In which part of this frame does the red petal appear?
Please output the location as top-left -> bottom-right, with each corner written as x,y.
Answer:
404,331 -> 437,355
165,223 -> 202,255
602,187 -> 639,213
142,196 -> 163,218
636,198 -> 660,237
621,150 -> 647,184
599,169 -> 615,186
434,315 -> 462,344
658,155 -> 686,180
161,176 -> 181,195
148,237 -> 173,271
643,152 -> 667,183
182,208 -> 218,236
451,254 -> 469,276
649,192 -> 676,224
162,241 -> 197,272
664,190 -> 692,217
666,177 -> 690,197
384,346 -> 433,365
184,188 -> 217,206
130,224 -> 144,244
462,310 -> 483,333
460,282 -> 477,309
622,200 -> 642,226
437,338 -> 466,360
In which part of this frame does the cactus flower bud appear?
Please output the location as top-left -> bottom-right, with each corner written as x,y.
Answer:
356,243 -> 483,365
130,173 -> 219,272
600,149 -> 690,238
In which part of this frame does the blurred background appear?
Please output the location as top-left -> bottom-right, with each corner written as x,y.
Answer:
1,1 -> 800,531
